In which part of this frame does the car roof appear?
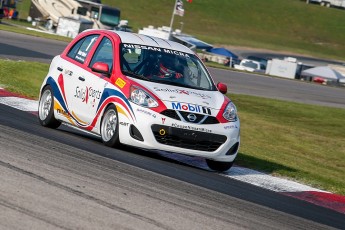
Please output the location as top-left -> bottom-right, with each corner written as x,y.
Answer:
108,30 -> 194,55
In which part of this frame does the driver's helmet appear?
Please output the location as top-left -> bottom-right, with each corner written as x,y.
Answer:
158,54 -> 183,79
161,53 -> 177,69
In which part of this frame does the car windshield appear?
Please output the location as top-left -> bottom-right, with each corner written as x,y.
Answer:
120,43 -> 216,91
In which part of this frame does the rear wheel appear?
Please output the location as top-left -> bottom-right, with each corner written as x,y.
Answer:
38,85 -> 61,128
206,159 -> 233,172
101,105 -> 120,147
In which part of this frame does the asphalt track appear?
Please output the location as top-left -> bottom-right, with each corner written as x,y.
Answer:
1,29 -> 345,229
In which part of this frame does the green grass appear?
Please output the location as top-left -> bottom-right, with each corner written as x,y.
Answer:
0,59 -> 49,98
0,59 -> 344,195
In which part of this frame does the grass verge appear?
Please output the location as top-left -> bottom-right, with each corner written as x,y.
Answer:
0,59 -> 49,98
0,59 -> 344,195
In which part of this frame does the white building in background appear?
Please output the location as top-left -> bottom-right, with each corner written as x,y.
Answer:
265,57 -> 301,79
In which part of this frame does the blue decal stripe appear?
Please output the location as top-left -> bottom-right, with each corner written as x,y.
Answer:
47,77 -> 68,113
97,88 -> 134,115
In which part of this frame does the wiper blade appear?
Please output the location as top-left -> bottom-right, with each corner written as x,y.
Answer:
122,70 -> 151,81
158,80 -> 186,87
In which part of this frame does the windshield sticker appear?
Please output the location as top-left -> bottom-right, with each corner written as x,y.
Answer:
154,87 -> 211,99
171,102 -> 211,115
123,44 -> 190,57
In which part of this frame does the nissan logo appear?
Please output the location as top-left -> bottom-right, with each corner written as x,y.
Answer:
187,113 -> 197,122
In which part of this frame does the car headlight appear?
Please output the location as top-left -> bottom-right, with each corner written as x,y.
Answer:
223,101 -> 237,122
130,86 -> 158,108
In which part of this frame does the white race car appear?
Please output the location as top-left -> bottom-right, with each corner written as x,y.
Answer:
38,29 -> 240,171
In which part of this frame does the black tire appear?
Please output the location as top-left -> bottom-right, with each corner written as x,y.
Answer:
38,85 -> 61,128
100,104 -> 120,147
206,159 -> 234,172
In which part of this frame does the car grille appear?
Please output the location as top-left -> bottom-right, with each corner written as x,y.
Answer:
151,124 -> 227,152
160,109 -> 219,124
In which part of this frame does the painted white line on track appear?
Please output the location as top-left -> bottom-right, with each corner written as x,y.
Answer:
0,97 -> 38,112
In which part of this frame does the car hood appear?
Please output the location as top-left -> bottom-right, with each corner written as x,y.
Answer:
134,80 -> 227,113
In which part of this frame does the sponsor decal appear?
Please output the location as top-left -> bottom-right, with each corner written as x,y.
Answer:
74,86 -> 88,103
136,108 -> 157,118
224,125 -> 238,130
162,117 -> 166,124
171,102 -> 211,115
172,123 -> 212,133
74,86 -> 102,104
75,56 -> 85,62
64,69 -> 73,76
78,50 -> 87,57
115,78 -> 126,88
57,108 -> 69,117
154,87 -> 211,99
75,50 -> 87,62
119,122 -> 129,126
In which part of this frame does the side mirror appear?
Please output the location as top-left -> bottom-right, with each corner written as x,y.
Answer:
91,62 -> 110,76
217,82 -> 227,94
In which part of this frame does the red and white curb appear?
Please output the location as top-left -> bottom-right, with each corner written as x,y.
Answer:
0,87 -> 38,113
1,87 -> 344,214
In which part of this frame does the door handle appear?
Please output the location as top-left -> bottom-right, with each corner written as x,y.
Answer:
78,76 -> 85,81
57,67 -> 63,71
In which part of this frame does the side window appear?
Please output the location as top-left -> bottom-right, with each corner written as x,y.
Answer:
89,37 -> 114,72
67,34 -> 99,63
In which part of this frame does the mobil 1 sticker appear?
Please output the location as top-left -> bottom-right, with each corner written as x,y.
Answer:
170,102 -> 211,115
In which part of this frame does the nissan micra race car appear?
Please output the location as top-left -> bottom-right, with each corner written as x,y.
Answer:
38,29 -> 240,171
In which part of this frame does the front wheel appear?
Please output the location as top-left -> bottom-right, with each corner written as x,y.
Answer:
38,85 -> 61,128
100,104 -> 120,147
206,159 -> 233,172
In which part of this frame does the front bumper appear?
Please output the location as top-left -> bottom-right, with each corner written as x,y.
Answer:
151,124 -> 227,152
118,105 -> 240,162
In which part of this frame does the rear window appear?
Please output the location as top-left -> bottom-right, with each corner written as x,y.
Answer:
67,34 -> 99,63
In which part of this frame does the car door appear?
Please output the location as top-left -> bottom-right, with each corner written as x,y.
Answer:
62,34 -> 100,126
82,36 -> 114,127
